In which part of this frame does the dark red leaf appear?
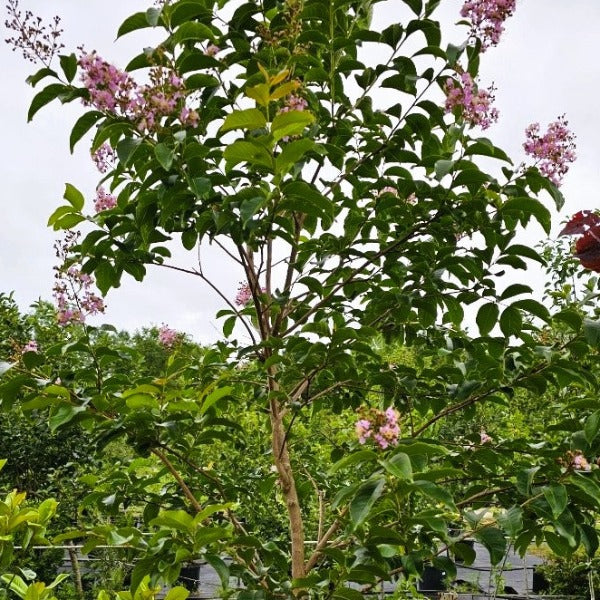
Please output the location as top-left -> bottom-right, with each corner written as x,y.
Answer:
575,225 -> 600,272
559,210 -> 600,236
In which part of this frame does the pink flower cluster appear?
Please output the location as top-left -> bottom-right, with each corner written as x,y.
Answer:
158,325 -> 179,348
78,52 -> 199,134
445,71 -> 499,130
92,143 -> 116,173
53,232 -> 105,326
235,282 -> 266,306
205,43 -> 220,57
480,430 -> 492,444
460,0 -> 516,50
523,115 -> 576,187
94,187 -> 117,213
355,406 -> 400,450
279,94 -> 308,114
22,340 -> 38,353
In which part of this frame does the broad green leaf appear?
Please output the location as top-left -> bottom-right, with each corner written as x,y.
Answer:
172,22 -> 214,45
63,183 -> 85,211
59,53 -> 77,83
497,505 -> 523,538
28,83 -> 67,122
69,111 -> 104,152
476,302 -> 499,336
154,143 -> 174,170
543,483 -> 568,519
117,12 -> 152,38
475,527 -> 507,565
49,405 -> 87,432
271,110 -> 315,142
275,138 -> 316,174
349,476 -> 385,526
328,450 -> 377,474
204,555 -> 229,589
223,140 -> 273,170
499,306 -> 522,337
220,108 -> 266,133
583,319 -> 600,347
164,588 -> 189,600
381,452 -> 413,481
584,410 -> 600,444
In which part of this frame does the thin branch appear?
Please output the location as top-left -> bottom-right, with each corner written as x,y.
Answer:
305,507 -> 349,572
151,448 -> 202,513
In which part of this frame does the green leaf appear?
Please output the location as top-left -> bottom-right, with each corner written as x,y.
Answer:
499,306 -> 522,337
164,588 -> 189,600
117,12 -> 152,38
476,302 -> 499,336
172,22 -> 214,45
349,476 -> 385,526
220,108 -> 267,133
26,67 -> 57,88
275,139 -> 316,174
223,140 -> 273,170
59,53 -> 77,83
583,319 -> 600,347
63,183 -> 85,211
412,480 -> 456,510
204,554 -> 229,590
154,143 -> 174,170
584,410 -> 600,444
434,159 -> 454,180
271,110 -> 315,142
190,177 -> 211,198
500,284 -> 532,301
70,111 -> 104,152
329,450 -> 377,474
515,466 -> 539,495
502,197 -> 551,234
28,83 -> 66,122
150,509 -> 194,532
49,405 -> 86,432
116,137 -> 142,167
510,299 -> 550,322
497,505 -> 523,538
0,459 -> 6,472
569,473 -> 600,508
475,527 -> 507,565
381,452 -> 413,481
543,483 -> 568,519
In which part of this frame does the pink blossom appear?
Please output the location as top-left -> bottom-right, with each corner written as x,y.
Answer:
571,452 -> 591,472
279,94 -> 308,114
355,407 -> 400,450
158,325 -> 178,348
22,340 -> 38,353
445,71 -> 499,130
523,115 -> 576,187
379,186 -> 397,197
235,282 -> 252,306
91,143 -> 116,173
460,0 -> 516,50
94,187 -> 117,212
480,430 -> 492,444
205,44 -> 220,57
53,232 -> 106,326
179,106 -> 199,128
355,419 -> 371,444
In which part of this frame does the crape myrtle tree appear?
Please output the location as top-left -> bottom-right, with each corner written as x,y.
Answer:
4,0 -> 600,597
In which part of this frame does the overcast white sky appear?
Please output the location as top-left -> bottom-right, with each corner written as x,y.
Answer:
1,1 -> 598,342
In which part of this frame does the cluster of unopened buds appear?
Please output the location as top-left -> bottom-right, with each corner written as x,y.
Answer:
78,52 -> 199,134
158,324 -> 179,348
444,71 -> 499,130
53,232 -> 105,326
558,210 -> 600,272
523,115 -> 576,187
460,0 -> 516,50
355,406 -> 400,450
